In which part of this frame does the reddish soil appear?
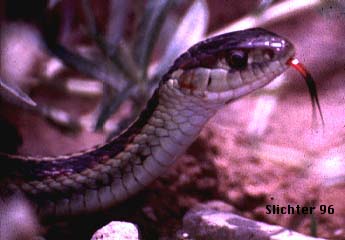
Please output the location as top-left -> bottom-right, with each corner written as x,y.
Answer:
1,1 -> 344,239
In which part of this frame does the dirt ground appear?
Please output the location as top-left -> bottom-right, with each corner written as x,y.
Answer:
0,1 -> 345,239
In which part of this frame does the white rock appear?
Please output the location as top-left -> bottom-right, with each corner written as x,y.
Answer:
91,221 -> 140,240
182,201 -> 325,240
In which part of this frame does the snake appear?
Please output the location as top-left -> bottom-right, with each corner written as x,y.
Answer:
0,28 -> 297,221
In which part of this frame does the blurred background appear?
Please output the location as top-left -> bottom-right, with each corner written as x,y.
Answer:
0,0 -> 345,239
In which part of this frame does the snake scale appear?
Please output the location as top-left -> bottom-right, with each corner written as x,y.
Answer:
0,28 -> 295,221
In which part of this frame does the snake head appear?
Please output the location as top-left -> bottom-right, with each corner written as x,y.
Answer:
166,28 -> 295,103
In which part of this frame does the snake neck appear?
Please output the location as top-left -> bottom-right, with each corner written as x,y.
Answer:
0,81 -> 222,218
0,81 -> 220,179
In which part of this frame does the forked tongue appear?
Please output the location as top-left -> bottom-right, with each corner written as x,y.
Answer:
287,58 -> 325,128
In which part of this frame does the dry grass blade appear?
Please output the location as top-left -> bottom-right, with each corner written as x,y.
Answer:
48,44 -> 125,90
211,0 -> 323,35
94,83 -> 135,130
81,0 -> 140,85
0,77 -> 81,131
0,77 -> 37,108
151,0 -> 209,80
133,0 -> 175,80
105,0 -> 128,53
257,0 -> 276,12
81,0 -> 98,38
36,105 -> 82,132
96,0 -> 175,130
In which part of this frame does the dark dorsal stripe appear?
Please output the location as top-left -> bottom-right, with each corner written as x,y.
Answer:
0,89 -> 160,181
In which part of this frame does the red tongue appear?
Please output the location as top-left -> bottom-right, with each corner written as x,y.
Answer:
287,58 -> 325,127
287,58 -> 309,78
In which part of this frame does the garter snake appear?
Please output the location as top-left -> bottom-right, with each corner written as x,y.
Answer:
0,28 -> 296,221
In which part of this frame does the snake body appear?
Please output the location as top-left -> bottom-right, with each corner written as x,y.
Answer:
0,28 -> 295,220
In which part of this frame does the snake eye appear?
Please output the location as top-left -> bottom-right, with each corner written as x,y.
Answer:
227,50 -> 248,70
